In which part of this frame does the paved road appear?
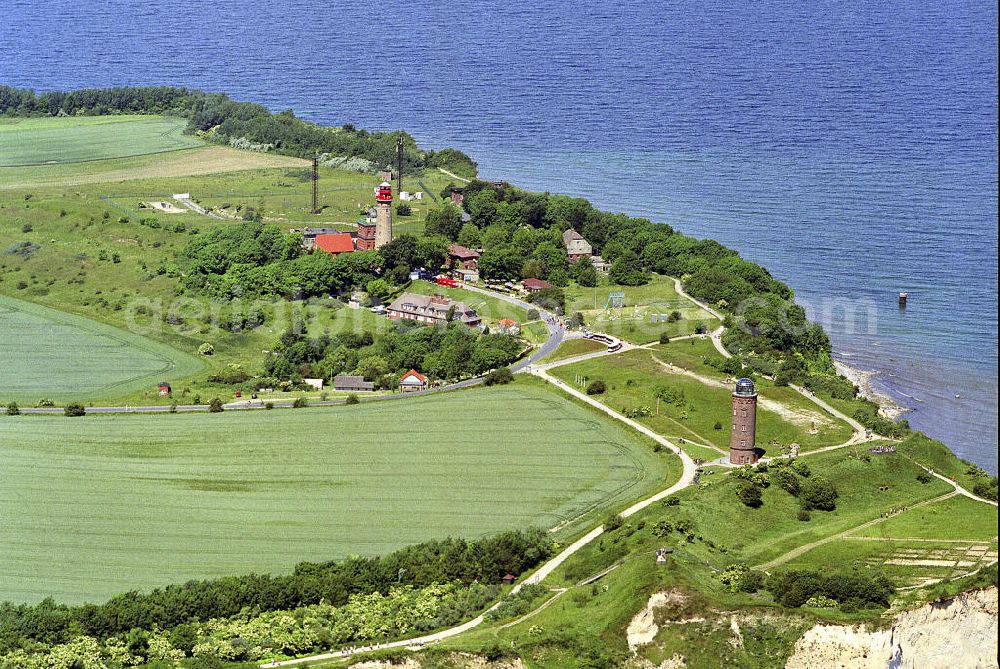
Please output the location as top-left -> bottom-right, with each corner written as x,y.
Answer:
21,283 -> 564,415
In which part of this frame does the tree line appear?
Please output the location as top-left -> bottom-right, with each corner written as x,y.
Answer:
0,529 -> 551,653
0,86 -> 477,177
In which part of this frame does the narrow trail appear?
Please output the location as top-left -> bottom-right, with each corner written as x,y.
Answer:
437,167 -> 471,183
757,491 -> 960,571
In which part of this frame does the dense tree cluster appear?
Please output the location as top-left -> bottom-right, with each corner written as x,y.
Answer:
0,529 -> 551,653
179,222 -> 379,299
265,318 -> 523,386
766,569 -> 895,610
0,86 -> 476,175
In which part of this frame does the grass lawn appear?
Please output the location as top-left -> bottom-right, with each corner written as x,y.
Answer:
566,274 -> 719,345
673,450 -> 955,566
0,116 -> 204,167
0,293 -> 202,403
551,349 -> 853,459
851,493 -> 999,541
0,383 -> 674,604
546,338 -> 607,363
782,537 -> 999,589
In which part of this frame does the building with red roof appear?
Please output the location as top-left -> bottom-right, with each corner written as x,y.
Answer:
522,278 -> 554,293
398,369 -> 429,393
447,244 -> 480,270
315,233 -> 355,255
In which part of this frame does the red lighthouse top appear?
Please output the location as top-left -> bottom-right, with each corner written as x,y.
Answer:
375,181 -> 393,203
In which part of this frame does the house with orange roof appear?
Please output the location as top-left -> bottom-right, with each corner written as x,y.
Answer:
398,369 -> 429,393
315,233 -> 355,255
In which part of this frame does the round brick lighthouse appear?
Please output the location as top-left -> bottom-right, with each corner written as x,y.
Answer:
729,377 -> 759,465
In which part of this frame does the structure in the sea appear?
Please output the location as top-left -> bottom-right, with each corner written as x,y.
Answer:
729,377 -> 759,465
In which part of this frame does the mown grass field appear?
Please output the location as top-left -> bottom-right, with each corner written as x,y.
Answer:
0,116 -> 204,167
551,347 -> 853,461
546,337 -> 607,362
0,383 -> 678,604
566,275 -> 720,345
0,293 -> 202,403
852,493 -> 999,541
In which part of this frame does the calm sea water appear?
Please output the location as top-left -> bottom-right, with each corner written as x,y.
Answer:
2,1 -> 996,470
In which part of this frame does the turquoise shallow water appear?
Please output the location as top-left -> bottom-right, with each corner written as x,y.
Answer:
1,0 -> 996,470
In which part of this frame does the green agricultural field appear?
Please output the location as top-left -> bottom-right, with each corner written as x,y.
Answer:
0,145 -> 309,189
565,274 -> 719,345
0,383 -> 677,604
0,294 -> 201,403
0,116 -> 203,167
551,348 -> 853,460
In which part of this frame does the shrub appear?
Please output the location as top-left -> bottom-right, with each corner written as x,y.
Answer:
345,393 -> 360,405
789,459 -> 811,477
658,332 -> 671,344
292,397 -> 308,408
603,513 -> 624,531
805,594 -> 838,608
737,483 -> 763,508
800,476 -> 838,511
484,367 -> 514,386
396,203 -> 412,216
6,402 -> 19,416
797,510 -> 811,522
771,469 -> 801,496
526,308 -> 540,321
664,496 -> 680,506
719,563 -> 750,592
36,398 -> 54,407
741,569 -> 765,593
713,420 -> 722,430
169,402 -> 178,413
972,477 -> 998,502
586,379 -> 607,395
63,403 -> 86,417
916,471 -> 932,484
264,402 -> 274,410
198,342 -> 215,356
208,397 -> 224,413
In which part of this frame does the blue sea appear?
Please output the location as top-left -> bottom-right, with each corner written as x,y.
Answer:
2,1 -> 996,471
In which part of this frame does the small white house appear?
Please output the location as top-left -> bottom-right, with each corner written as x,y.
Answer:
303,378 -> 324,390
173,193 -> 191,200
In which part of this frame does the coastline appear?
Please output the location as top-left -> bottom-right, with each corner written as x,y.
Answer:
833,357 -> 908,422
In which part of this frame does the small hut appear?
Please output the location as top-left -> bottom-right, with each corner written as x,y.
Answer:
157,382 -> 171,396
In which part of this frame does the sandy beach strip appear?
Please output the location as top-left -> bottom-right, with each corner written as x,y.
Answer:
833,358 -> 908,421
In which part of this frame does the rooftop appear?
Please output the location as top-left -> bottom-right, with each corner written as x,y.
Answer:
315,233 -> 355,254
